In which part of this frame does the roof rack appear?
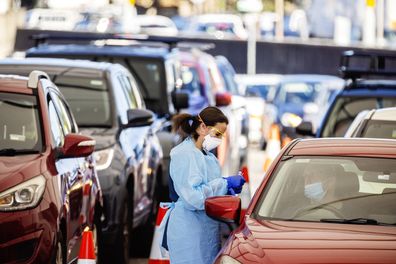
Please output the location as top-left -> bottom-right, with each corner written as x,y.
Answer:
31,32 -> 216,51
28,70 -> 49,89
339,50 -> 396,81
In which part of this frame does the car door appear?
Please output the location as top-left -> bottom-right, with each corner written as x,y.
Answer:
117,72 -> 156,220
48,90 -> 84,260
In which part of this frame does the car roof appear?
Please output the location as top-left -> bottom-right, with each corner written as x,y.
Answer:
368,107 -> 396,121
0,57 -> 119,72
0,74 -> 30,93
27,44 -> 171,59
288,138 -> 396,158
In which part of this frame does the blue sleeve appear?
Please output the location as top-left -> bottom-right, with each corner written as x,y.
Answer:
170,151 -> 227,210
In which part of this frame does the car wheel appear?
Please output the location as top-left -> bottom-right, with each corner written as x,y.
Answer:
52,232 -> 66,264
113,198 -> 132,264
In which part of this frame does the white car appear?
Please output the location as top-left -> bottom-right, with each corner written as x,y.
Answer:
344,107 -> 396,139
235,74 -> 282,144
135,15 -> 178,36
186,14 -> 248,40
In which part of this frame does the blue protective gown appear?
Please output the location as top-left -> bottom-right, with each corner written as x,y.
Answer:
166,137 -> 228,264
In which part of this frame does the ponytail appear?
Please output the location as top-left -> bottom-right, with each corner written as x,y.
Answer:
172,113 -> 201,140
172,106 -> 228,140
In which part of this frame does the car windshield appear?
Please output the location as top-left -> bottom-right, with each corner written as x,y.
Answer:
321,97 -> 396,137
277,82 -> 320,104
0,92 -> 43,152
254,156 -> 396,225
245,84 -> 275,99
360,120 -> 396,139
54,76 -> 112,127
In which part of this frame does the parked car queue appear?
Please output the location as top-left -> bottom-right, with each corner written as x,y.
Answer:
0,36 -> 250,263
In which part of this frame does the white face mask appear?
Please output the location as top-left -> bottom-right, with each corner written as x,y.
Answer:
304,182 -> 326,201
202,134 -> 222,152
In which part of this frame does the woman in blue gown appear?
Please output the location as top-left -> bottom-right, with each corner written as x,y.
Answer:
163,106 -> 245,264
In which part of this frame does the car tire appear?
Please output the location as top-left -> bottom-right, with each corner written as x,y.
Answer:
52,232 -> 66,264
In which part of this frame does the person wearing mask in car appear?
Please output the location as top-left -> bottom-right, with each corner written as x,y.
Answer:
159,106 -> 246,264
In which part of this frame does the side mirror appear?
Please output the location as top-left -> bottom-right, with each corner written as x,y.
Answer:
127,109 -> 154,127
296,121 -> 315,137
171,90 -> 189,111
215,92 -> 232,107
59,133 -> 95,158
205,196 -> 241,224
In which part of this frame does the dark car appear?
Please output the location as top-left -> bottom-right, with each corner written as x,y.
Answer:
206,138 -> 396,263
26,42 -> 189,202
0,71 -> 102,263
297,51 -> 396,138
0,58 -> 163,262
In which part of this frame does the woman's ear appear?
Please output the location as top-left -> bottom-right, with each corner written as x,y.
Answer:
197,122 -> 207,136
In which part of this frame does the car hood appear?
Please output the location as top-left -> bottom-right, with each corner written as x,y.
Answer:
79,128 -> 117,150
0,154 -> 46,192
223,218 -> 396,263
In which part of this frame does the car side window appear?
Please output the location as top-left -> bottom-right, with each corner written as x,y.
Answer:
48,100 -> 65,147
50,91 -> 77,134
118,74 -> 139,109
113,75 -> 130,124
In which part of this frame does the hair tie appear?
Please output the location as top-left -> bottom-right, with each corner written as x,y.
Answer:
188,118 -> 193,127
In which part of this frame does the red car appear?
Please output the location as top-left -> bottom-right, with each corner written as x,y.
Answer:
206,138 -> 396,263
0,71 -> 102,263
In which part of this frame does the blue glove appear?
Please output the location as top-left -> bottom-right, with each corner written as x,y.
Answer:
224,175 -> 246,190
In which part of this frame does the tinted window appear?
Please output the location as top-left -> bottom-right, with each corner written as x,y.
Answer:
54,76 -> 112,127
51,91 -> 76,134
360,120 -> 396,139
254,156 -> 396,225
118,75 -> 139,109
322,97 -> 396,137
48,100 -> 65,147
124,59 -> 164,100
0,92 -> 42,151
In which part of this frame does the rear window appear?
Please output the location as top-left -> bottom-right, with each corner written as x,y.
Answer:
0,92 -> 43,152
321,97 -> 396,137
55,76 -> 112,127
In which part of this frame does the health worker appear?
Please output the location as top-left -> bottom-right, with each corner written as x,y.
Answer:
161,106 -> 245,264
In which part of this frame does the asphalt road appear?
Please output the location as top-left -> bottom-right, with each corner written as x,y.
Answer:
128,143 -> 267,263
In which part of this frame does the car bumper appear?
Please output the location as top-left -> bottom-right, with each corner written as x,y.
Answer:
0,190 -> 58,263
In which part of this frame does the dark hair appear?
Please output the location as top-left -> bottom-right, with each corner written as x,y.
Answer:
172,106 -> 228,140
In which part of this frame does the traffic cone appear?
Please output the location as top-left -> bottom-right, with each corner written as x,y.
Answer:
239,166 -> 252,221
148,206 -> 170,264
263,124 -> 281,172
77,227 -> 96,264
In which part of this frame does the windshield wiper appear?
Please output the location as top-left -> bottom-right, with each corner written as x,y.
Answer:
320,218 -> 393,226
0,148 -> 39,156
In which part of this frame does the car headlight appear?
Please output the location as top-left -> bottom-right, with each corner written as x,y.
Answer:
281,112 -> 302,128
218,255 -> 241,264
0,175 -> 46,211
94,148 -> 114,171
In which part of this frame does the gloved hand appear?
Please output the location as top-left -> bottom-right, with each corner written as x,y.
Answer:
224,175 -> 245,192
227,186 -> 243,195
